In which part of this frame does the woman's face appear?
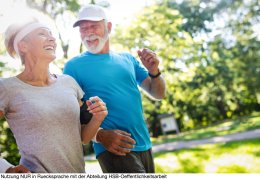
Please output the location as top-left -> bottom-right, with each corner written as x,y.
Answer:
22,27 -> 57,62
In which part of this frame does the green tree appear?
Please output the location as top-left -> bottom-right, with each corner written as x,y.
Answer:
112,0 -> 260,133
26,0 -> 81,59
0,118 -> 20,165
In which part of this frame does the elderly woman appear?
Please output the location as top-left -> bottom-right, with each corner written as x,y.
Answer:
0,18 -> 108,173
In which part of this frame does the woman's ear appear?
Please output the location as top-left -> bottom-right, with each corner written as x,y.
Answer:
17,41 -> 28,54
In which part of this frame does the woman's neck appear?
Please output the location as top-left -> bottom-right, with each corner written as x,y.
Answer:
17,59 -> 56,86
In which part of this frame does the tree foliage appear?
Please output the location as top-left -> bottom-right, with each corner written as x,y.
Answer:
0,118 -> 20,165
26,0 -> 81,59
112,0 -> 260,134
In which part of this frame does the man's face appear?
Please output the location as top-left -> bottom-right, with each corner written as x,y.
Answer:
79,20 -> 109,54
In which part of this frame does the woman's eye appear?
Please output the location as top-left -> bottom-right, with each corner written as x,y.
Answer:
38,33 -> 45,36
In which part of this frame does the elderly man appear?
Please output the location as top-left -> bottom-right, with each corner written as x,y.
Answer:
64,4 -> 166,173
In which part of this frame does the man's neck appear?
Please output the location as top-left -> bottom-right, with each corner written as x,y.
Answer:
98,41 -> 110,54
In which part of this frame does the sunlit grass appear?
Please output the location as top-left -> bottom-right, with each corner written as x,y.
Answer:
85,139 -> 260,173
151,114 -> 260,145
153,138 -> 260,173
84,114 -> 260,173
85,160 -> 98,164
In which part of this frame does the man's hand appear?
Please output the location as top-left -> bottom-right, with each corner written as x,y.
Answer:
6,165 -> 30,173
97,129 -> 136,156
137,48 -> 160,75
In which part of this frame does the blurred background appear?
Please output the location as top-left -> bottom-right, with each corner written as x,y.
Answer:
0,0 -> 259,173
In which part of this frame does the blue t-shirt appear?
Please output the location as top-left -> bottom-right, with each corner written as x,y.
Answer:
63,51 -> 151,157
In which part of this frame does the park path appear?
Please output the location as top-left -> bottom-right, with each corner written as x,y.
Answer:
152,128 -> 260,153
85,129 -> 260,173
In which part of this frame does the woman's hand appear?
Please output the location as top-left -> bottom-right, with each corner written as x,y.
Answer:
86,96 -> 108,123
81,96 -> 108,144
6,165 -> 30,173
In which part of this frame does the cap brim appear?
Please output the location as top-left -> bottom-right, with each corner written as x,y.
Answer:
73,17 -> 105,27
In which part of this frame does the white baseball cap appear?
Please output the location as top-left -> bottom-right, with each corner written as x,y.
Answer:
73,4 -> 107,27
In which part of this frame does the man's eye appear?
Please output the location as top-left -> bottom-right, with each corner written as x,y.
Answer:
80,28 -> 86,32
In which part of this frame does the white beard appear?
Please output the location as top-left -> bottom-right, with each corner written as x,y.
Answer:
82,30 -> 109,54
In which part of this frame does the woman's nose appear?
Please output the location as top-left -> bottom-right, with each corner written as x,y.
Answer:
48,35 -> 56,42
46,33 -> 56,42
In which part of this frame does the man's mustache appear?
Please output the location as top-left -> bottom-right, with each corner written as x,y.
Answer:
85,35 -> 101,41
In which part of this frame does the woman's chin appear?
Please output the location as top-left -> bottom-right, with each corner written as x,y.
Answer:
46,55 -> 56,62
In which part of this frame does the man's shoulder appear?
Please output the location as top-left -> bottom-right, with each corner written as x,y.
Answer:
66,52 -> 92,65
117,52 -> 133,58
67,54 -> 83,64
112,52 -> 137,62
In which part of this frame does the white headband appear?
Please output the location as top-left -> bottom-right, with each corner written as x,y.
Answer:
13,22 -> 49,56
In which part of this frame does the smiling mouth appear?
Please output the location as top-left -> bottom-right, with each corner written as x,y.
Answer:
44,45 -> 55,50
87,39 -> 98,44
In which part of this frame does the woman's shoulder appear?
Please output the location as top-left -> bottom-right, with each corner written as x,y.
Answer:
0,76 -> 15,81
56,74 -> 74,81
0,77 -> 17,87
0,77 -> 19,97
56,74 -> 83,95
56,74 -> 79,86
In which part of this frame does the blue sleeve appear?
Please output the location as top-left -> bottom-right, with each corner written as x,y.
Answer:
128,54 -> 149,86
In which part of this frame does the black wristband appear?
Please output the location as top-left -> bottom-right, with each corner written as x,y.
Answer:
148,69 -> 161,79
80,101 -> 93,124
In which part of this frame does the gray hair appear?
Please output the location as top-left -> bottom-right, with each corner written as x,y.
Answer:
4,18 -> 38,64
